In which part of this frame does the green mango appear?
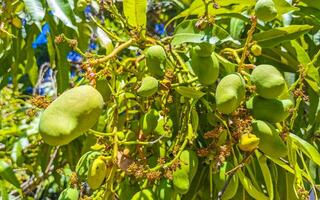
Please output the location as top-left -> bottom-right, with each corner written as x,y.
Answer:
252,96 -> 293,123
140,109 -> 160,135
137,76 -> 159,97
58,188 -> 79,200
118,179 -> 140,200
39,85 -> 103,146
145,45 -> 166,77
190,52 -> 219,85
215,73 -> 246,114
251,65 -> 286,99
252,120 -> 287,158
238,133 -> 260,152
96,79 -> 111,102
132,189 -> 156,200
173,150 -> 198,194
157,179 -> 175,200
254,0 -> 277,22
87,157 -> 107,190
154,116 -> 173,137
192,43 -> 214,57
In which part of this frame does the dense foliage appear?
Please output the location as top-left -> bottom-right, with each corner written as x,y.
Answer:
0,0 -> 320,199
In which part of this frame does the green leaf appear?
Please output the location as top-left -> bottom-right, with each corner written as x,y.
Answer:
289,133 -> 320,166
23,0 -> 45,30
274,0 -> 299,16
257,152 -> 274,200
175,86 -> 205,99
237,169 -> 269,200
46,0 -> 78,32
0,160 -> 20,188
300,0 -> 320,10
254,25 -> 313,48
123,0 -> 147,29
171,20 -> 231,46
0,180 -> 9,200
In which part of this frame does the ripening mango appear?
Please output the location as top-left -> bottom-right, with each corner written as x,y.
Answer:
238,133 -> 260,152
190,52 -> 219,85
215,73 -> 246,114
87,157 -> 107,190
173,150 -> 198,194
252,120 -> 287,158
145,45 -> 166,77
137,76 -> 159,97
39,85 -> 104,146
254,0 -> 277,22
252,96 -> 293,123
58,188 -> 79,200
251,64 -> 286,99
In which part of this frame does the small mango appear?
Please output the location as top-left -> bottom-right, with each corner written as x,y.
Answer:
173,150 -> 198,194
190,52 -> 219,85
39,85 -> 104,146
192,43 -> 214,57
132,189 -> 156,200
140,109 -> 160,135
215,73 -> 246,114
254,0 -> 277,22
137,76 -> 159,97
251,64 -> 286,99
251,44 -> 262,56
58,188 -> 79,200
252,120 -> 287,158
145,45 -> 166,77
238,133 -> 260,152
252,96 -> 293,123
87,156 -> 107,190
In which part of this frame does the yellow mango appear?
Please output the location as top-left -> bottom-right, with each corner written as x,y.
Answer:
87,157 -> 107,190
215,73 -> 246,114
251,65 -> 286,99
39,85 -> 104,146
238,133 -> 260,152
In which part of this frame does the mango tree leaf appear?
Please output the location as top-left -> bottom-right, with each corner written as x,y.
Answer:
0,160 -> 20,188
123,0 -> 147,30
289,134 -> 320,166
171,20 -> 232,46
300,0 -> 320,10
46,0 -> 78,32
253,25 -> 313,48
23,0 -> 45,30
0,180 -> 9,200
168,0 -> 254,24
290,40 -> 319,93
175,86 -> 205,99
274,0 -> 299,16
237,169 -> 269,200
256,152 -> 274,200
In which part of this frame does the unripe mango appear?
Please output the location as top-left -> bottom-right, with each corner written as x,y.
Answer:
58,188 -> 79,200
140,109 -> 159,135
190,52 -> 219,85
251,44 -> 262,56
39,85 -> 104,146
137,76 -> 158,97
238,133 -> 260,152
145,45 -> 166,77
215,73 -> 246,114
254,0 -> 277,22
132,189 -> 156,200
252,96 -> 293,123
192,43 -> 214,57
252,120 -> 287,158
173,150 -> 198,194
87,157 -> 107,190
251,65 -> 286,99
